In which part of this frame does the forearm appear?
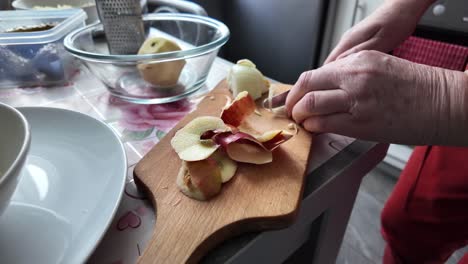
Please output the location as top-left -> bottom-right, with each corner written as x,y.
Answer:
436,70 -> 468,146
384,0 -> 436,19
387,0 -> 436,9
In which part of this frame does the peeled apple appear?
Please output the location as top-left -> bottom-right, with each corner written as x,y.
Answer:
227,59 -> 270,100
137,37 -> 186,87
177,160 -> 222,201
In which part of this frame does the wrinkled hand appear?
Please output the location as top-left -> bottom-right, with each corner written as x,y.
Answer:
286,51 -> 468,146
324,1 -> 426,64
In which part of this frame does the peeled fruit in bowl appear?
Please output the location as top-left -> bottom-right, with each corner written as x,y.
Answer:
139,37 -> 181,53
177,159 -> 222,201
170,116 -> 228,161
137,37 -> 186,87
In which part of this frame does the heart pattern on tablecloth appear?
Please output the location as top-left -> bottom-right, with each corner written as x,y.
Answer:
117,211 -> 141,231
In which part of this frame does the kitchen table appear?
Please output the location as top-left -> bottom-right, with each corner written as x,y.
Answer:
0,57 -> 388,264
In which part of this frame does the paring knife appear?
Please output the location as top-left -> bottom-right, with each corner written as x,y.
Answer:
262,90 -> 290,109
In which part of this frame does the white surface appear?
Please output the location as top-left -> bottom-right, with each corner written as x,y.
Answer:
0,103 -> 30,217
383,144 -> 412,171
320,0 -> 384,63
0,107 -> 127,264
432,4 -> 446,16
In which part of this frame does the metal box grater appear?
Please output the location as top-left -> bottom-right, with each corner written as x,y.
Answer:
95,0 -> 145,54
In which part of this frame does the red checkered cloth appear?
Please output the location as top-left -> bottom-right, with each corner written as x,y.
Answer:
392,36 -> 468,71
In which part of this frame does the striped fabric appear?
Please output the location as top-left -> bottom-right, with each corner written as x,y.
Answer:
392,36 -> 468,71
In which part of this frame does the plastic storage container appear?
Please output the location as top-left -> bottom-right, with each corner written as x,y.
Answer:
12,0 -> 99,24
0,9 -> 87,88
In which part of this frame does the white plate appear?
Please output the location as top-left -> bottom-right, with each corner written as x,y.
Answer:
0,107 -> 127,264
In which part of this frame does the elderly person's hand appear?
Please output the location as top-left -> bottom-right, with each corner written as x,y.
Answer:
324,0 -> 435,64
286,51 -> 468,146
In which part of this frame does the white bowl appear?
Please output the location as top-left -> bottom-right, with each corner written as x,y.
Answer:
0,103 -> 30,218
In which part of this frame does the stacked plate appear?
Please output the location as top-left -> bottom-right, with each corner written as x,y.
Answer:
0,105 -> 127,263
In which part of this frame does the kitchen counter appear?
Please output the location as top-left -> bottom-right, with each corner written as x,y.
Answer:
0,57 -> 388,263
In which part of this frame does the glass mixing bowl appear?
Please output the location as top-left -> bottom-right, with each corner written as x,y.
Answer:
64,14 -> 229,104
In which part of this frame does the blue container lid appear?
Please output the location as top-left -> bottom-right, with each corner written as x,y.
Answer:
0,9 -> 87,45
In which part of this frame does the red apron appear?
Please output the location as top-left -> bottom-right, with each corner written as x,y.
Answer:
382,146 -> 468,263
382,37 -> 468,264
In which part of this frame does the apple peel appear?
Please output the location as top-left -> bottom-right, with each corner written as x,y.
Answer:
171,88 -> 297,200
226,142 -> 273,164
202,129 -> 293,152
212,131 -> 266,149
256,130 -> 294,151
171,116 -> 229,161
221,91 -> 256,127
200,129 -> 292,164
211,150 -> 238,183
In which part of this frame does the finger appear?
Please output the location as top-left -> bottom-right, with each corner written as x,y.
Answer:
335,38 -> 380,61
324,31 -> 369,64
324,24 -> 380,64
291,89 -> 351,124
285,69 -> 339,115
262,91 -> 289,109
302,113 -> 352,134
303,114 -> 382,141
325,40 -> 357,65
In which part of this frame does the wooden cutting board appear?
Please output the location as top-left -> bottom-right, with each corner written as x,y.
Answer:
134,80 -> 313,264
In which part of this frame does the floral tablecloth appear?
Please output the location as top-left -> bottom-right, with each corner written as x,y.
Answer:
0,59 -> 231,264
